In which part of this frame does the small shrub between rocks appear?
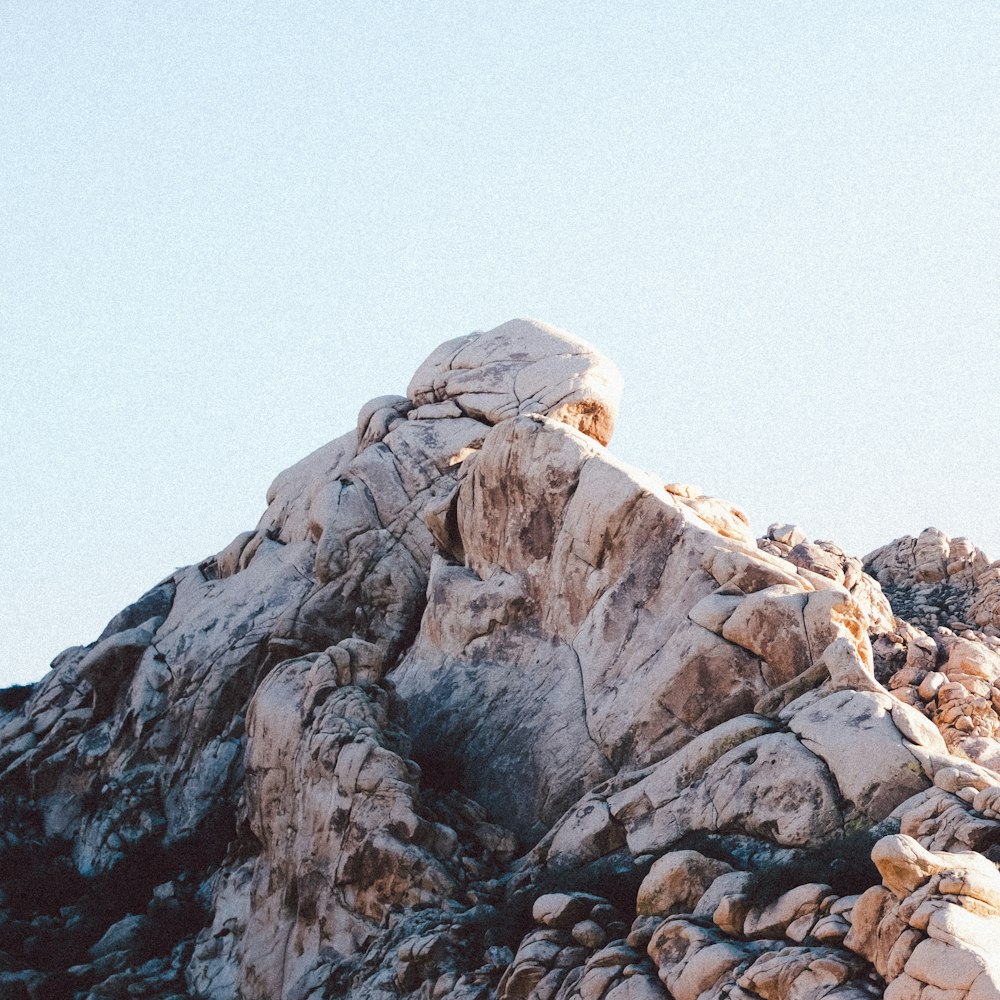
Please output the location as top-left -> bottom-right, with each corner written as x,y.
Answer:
537,848 -> 653,916
0,816 -> 232,974
0,685 -> 33,714
488,848 -> 654,949
742,827 -> 886,905
135,896 -> 205,961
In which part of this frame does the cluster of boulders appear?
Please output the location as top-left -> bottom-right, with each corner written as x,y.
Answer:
865,528 -> 1000,635
0,825 -> 208,999
886,631 -> 1000,772
2,319 -> 1000,999
497,892 -> 643,1000
494,825 -> 1000,1000
847,834 -> 1000,998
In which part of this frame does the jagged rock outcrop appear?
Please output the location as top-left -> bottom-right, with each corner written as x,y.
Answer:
861,531 -> 1000,777
846,834 -> 1000,997
2,318 -> 1000,1000
865,529 -> 1000,635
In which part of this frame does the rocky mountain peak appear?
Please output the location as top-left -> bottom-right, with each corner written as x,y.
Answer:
2,321 -> 1000,1000
406,318 -> 623,446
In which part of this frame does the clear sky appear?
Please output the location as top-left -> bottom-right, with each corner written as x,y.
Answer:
2,3 -> 998,686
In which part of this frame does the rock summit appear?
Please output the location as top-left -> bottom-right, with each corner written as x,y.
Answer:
3,319 -> 1000,999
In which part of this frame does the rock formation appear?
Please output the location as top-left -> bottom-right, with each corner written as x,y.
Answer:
2,318 -> 1000,999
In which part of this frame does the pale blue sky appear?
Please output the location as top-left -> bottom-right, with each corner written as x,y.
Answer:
2,3 -> 998,686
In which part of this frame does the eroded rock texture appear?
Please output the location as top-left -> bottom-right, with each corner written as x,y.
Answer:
2,318 -> 1000,1000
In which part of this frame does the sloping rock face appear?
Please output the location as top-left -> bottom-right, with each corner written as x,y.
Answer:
2,318 -> 1000,1000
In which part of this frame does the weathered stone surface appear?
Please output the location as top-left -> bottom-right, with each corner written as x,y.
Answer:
890,785 -> 1000,853
722,585 -> 811,687
2,399 -> 491,881
393,412 -> 784,836
842,834 -> 1000,998
783,688 -> 930,822
647,917 -> 770,1000
737,944 -> 872,1000
636,850 -> 733,917
407,318 -> 623,446
742,883 -> 833,940
629,727 -> 844,853
231,661 -> 462,997
532,893 -> 606,930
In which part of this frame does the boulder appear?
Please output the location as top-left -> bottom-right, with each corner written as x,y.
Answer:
407,318 -> 623,445
636,851 -> 734,917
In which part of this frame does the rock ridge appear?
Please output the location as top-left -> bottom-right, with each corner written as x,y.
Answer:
1,318 -> 999,1000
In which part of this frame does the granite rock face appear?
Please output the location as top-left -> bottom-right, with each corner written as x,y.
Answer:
2,318 -> 1000,1000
